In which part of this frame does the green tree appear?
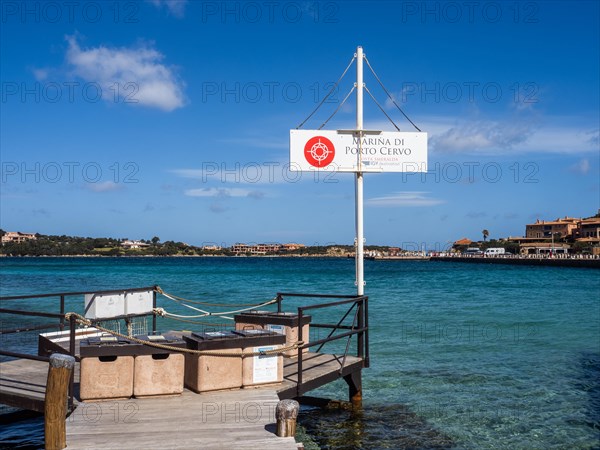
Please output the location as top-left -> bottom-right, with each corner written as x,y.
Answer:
482,229 -> 489,242
151,236 -> 160,245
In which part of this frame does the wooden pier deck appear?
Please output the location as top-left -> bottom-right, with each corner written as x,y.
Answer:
1,351 -> 363,448
0,359 -> 48,413
1,290 -> 368,448
66,388 -> 297,450
278,352 -> 363,399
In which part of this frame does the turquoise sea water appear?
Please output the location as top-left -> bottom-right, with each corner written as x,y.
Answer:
1,257 -> 599,449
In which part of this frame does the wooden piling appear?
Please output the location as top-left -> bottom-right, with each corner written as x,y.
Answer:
276,399 -> 299,438
45,353 -> 75,450
344,371 -> 362,409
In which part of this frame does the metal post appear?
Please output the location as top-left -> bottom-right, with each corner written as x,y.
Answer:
297,308 -> 304,397
68,316 -> 76,410
357,300 -> 364,360
355,45 -> 365,296
59,296 -> 65,331
364,296 -> 370,368
152,290 -> 157,333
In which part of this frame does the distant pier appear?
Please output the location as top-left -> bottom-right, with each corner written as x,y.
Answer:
430,255 -> 600,269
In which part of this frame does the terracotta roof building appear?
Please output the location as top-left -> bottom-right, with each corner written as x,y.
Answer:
1,231 -> 37,244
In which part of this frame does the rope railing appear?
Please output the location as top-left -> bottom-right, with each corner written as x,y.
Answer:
154,286 -> 273,307
65,312 -> 302,358
156,288 -> 278,320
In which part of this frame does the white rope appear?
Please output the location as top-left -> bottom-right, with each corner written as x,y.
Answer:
157,298 -> 277,320
207,299 -> 277,316
161,291 -> 210,314
180,302 -> 211,315
163,311 -> 209,319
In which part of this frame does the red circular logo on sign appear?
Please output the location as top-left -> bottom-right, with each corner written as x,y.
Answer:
304,136 -> 335,168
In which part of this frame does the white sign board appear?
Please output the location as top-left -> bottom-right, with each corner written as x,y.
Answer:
290,129 -> 427,172
252,346 -> 279,383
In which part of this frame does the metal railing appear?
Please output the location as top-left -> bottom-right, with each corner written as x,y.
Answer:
275,292 -> 369,397
0,286 -> 158,410
1,288 -> 371,408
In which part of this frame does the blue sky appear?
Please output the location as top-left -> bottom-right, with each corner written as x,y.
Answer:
1,0 -> 598,250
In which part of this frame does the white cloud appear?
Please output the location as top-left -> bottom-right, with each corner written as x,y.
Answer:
585,129 -> 599,147
65,35 -> 185,112
217,136 -> 288,150
87,181 -> 123,192
431,120 -> 535,153
569,158 -> 591,175
420,116 -> 599,155
32,68 -> 49,81
149,0 -> 188,18
184,187 -> 264,198
171,164 -> 291,185
366,191 -> 444,207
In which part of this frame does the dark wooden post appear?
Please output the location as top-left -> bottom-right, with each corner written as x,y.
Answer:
276,399 -> 299,438
45,353 -> 75,450
344,370 -> 362,409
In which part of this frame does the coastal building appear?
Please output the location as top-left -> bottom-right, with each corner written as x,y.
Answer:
230,243 -> 282,255
1,231 -> 37,244
574,217 -> 600,255
519,242 -> 570,255
515,214 -> 600,255
525,217 -> 580,239
576,217 -> 600,239
452,238 -> 473,252
256,243 -> 282,254
120,240 -> 150,250
446,213 -> 598,256
281,243 -> 306,252
231,243 -> 249,254
388,247 -> 401,256
202,245 -> 222,251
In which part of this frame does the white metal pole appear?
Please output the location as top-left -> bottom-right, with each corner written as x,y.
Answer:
356,46 -> 365,296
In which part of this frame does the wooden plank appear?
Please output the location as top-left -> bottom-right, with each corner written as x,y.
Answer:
0,358 -> 80,412
0,359 -> 48,412
66,388 -> 298,449
277,352 -> 363,398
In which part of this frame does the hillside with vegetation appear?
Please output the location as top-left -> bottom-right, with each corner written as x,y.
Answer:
0,231 -> 376,257
0,232 -> 209,257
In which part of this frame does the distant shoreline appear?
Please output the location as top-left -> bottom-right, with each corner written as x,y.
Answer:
2,254 -> 598,268
0,254 -> 349,258
430,256 -> 600,269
